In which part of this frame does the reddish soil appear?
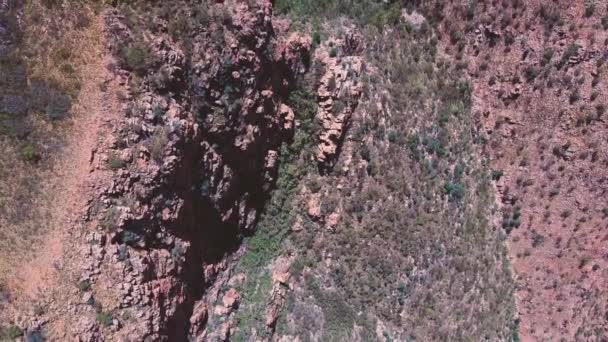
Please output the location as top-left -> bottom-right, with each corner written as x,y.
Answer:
440,1 -> 608,339
4,16 -> 122,312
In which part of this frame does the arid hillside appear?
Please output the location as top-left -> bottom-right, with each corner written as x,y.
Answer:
0,1 -> 103,284
430,0 -> 608,340
1,0 -> 607,341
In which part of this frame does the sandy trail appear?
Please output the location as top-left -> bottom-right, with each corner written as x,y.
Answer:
5,16 -> 120,305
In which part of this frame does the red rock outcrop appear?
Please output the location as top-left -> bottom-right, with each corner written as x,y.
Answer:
315,33 -> 364,171
12,1 -> 310,340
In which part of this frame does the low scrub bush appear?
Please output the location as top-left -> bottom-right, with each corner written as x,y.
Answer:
107,152 -> 126,170
77,279 -> 91,292
21,145 -> 38,162
0,325 -> 22,340
45,92 -> 72,120
96,312 -> 113,327
121,45 -> 152,76
147,129 -> 169,163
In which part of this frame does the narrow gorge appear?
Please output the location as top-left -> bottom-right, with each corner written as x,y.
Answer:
3,1 -> 608,341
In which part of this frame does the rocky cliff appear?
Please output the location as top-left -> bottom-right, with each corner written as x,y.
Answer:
5,1 -> 607,341
6,1 -> 311,340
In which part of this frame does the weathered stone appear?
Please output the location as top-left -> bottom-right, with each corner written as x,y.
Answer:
222,288 -> 240,309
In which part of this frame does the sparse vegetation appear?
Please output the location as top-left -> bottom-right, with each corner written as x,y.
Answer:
100,207 -> 120,231
232,7 -> 518,340
557,44 -> 579,69
77,279 -> 91,292
107,152 -> 126,170
147,128 -> 169,163
4,1 -> 608,341
121,45 -> 151,76
0,0 -> 101,287
96,312 -> 113,327
0,325 -> 23,340
20,145 -> 37,162
232,88 -> 318,340
274,0 -> 402,29
523,66 -> 540,81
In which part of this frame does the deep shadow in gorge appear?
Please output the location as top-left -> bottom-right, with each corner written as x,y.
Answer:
144,124 -> 286,340
94,3 -> 312,340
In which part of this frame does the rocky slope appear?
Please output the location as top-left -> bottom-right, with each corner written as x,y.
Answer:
428,1 -> 608,340
3,1 -> 311,340
3,1 -> 608,341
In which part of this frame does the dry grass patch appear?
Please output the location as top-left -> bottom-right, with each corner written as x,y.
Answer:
0,1 -> 104,286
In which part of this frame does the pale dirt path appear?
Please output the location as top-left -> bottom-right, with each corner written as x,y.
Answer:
4,15 -> 120,307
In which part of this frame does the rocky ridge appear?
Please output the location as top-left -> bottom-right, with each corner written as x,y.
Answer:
9,1 -> 312,340
315,31 -> 364,171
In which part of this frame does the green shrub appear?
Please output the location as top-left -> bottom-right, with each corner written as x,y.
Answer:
122,230 -> 140,245
523,66 -> 539,81
596,104 -> 605,117
0,95 -> 29,117
1,325 -> 23,340
504,32 -> 515,45
491,170 -> 504,181
148,128 -> 169,163
168,16 -> 190,39
541,48 -> 554,66
464,4 -> 475,21
107,152 -> 125,170
77,279 -> 91,292
122,46 -> 150,75
531,232 -> 545,247
569,88 -> 580,104
312,31 -> 321,46
21,145 -> 38,162
96,312 -> 113,327
171,244 -> 184,261
444,182 -> 465,201
387,130 -> 399,143
332,99 -> 346,113
100,207 -> 120,231
327,75 -> 337,91
591,91 -> 599,101
539,5 -> 561,30
449,29 -> 462,44
369,2 -> 401,29
193,5 -> 210,25
329,47 -> 338,58
579,256 -> 591,268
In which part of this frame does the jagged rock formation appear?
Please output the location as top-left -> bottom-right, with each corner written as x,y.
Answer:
93,4 -> 308,340
315,32 -> 364,171
9,1 -> 310,340
11,1 -> 608,341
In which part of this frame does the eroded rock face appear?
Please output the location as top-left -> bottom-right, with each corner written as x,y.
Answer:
315,33 -> 364,171
37,2 -> 310,340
